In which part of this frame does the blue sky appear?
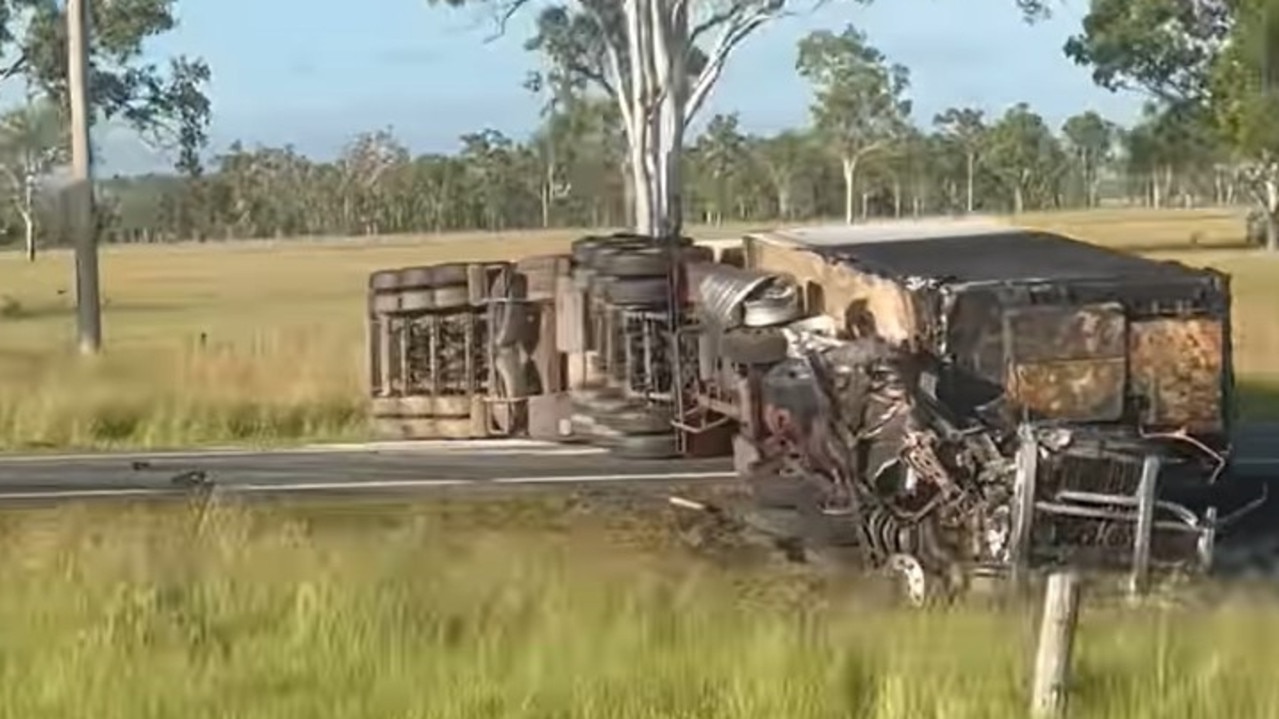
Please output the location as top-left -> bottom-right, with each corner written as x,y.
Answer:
98,0 -> 1143,175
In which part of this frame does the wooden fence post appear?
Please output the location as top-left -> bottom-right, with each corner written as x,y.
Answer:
1031,571 -> 1082,718
1129,454 -> 1162,598
1009,423 -> 1039,589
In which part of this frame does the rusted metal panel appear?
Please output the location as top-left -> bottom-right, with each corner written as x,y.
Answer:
1009,360 -> 1127,421
1129,317 -> 1225,431
1004,304 -> 1127,422
1005,303 -> 1126,362
745,236 -> 921,345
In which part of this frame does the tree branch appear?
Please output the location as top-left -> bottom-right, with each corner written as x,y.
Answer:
685,3 -> 785,123
580,1 -> 632,131
0,50 -> 28,83
482,0 -> 534,42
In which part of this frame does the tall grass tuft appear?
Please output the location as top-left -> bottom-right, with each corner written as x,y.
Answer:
0,501 -> 1275,717
0,209 -> 1275,449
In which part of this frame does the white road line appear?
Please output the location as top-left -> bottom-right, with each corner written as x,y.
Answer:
0,444 -> 603,464
0,471 -> 739,501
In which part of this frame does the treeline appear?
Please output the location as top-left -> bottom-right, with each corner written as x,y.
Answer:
57,99 -> 1228,247
0,11 -> 1252,249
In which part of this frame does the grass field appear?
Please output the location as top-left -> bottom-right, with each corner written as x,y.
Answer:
0,498 -> 1275,718
1,208 -> 1277,716
0,206 -> 1273,450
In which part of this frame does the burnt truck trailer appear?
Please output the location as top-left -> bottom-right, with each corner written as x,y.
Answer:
689,219 -> 1257,592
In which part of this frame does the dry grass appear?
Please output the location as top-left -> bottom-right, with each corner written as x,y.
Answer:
0,208 -> 1272,450
0,498 -> 1276,718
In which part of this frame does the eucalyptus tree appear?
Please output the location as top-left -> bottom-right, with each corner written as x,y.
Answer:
797,25 -> 911,223
933,107 -> 986,213
428,0 -> 1050,235
0,98 -> 65,260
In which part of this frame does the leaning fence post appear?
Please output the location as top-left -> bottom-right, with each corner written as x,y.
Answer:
1010,423 -> 1039,589
1129,454 -> 1162,598
1031,571 -> 1082,718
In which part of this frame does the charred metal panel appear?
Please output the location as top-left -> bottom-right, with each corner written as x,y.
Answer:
806,231 -> 1207,285
1004,303 -> 1127,422
1129,317 -> 1225,431
938,290 -> 1006,413
745,237 -> 923,345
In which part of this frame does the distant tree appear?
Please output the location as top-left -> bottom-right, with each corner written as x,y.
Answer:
797,25 -> 911,224
1211,0 -> 1279,249
933,107 -> 986,213
751,130 -> 811,220
430,0 -> 1050,236
1061,111 -> 1117,208
0,98 -> 67,261
983,103 -> 1065,213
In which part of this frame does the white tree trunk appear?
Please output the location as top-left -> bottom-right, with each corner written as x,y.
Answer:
965,151 -> 975,214
20,208 -> 33,262
590,0 -> 778,236
21,175 -> 34,262
841,156 -> 857,224
1265,174 -> 1279,253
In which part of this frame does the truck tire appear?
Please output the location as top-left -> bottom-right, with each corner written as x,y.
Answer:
609,232 -> 694,248
371,293 -> 399,313
430,263 -> 469,287
720,327 -> 788,365
490,300 -> 530,347
399,267 -> 434,289
576,236 -> 646,268
741,281 -> 803,327
399,289 -> 434,312
609,432 -> 680,459
594,248 -> 672,277
491,348 -> 530,435
596,406 -> 673,435
572,387 -> 632,415
369,270 -> 400,290
603,277 -> 670,306
431,285 -> 471,309
571,235 -> 612,265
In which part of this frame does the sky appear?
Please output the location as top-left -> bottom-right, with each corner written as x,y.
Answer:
95,0 -> 1145,175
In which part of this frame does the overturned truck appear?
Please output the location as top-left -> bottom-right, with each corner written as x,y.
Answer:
691,219 -> 1256,593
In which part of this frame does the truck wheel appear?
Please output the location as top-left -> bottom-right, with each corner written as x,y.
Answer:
490,300 -> 530,348
603,277 -> 670,306
609,432 -> 680,459
571,235 -> 612,265
399,267 -> 434,289
369,269 -> 400,290
430,263 -> 469,287
720,327 -> 788,365
595,247 -> 672,277
572,387 -> 632,415
399,289 -> 434,312
596,406 -> 673,435
741,283 -> 803,327
584,238 -> 647,269
491,349 -> 530,435
432,285 -> 471,309
371,293 -> 400,313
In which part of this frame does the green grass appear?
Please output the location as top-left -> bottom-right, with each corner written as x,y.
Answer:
0,208 -> 1274,450
0,499 -> 1276,718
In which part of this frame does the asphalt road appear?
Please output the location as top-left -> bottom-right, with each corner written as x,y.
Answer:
0,439 -> 737,504
0,421 -> 1272,506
